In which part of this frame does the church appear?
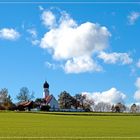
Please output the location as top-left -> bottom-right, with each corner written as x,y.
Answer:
43,81 -> 59,110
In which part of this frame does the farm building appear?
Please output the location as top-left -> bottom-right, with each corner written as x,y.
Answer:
17,101 -> 33,111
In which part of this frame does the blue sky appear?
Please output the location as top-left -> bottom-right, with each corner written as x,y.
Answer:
0,2 -> 140,104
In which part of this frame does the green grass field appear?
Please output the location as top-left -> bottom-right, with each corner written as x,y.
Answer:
0,112 -> 140,140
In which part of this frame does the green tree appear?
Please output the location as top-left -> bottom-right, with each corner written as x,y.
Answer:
34,98 -> 45,107
58,91 -> 74,109
16,87 -> 34,102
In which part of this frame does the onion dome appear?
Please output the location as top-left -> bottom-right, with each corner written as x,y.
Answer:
43,81 -> 49,89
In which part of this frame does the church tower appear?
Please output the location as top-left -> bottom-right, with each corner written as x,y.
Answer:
43,81 -> 49,98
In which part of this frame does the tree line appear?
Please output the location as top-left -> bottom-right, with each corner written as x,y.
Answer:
0,87 -> 139,113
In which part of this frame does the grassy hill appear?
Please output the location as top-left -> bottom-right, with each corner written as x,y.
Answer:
0,111 -> 140,139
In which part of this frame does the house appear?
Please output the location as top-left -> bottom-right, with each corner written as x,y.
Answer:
17,101 -> 33,111
43,81 -> 59,110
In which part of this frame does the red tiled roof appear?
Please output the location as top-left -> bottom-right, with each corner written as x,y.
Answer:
45,95 -> 53,104
18,101 -> 33,107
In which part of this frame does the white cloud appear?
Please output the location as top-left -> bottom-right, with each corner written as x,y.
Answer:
136,59 -> 140,68
39,5 -> 44,11
134,77 -> 140,101
27,28 -> 40,46
98,52 -> 133,65
45,61 -> 57,70
40,9 -> 133,73
64,56 -> 102,74
0,28 -> 20,41
31,40 -> 40,46
40,10 -> 110,73
40,21 -> 110,60
41,10 -> 56,28
134,90 -> 140,101
82,88 -> 126,104
128,12 -> 140,25
59,11 -> 77,28
27,28 -> 37,38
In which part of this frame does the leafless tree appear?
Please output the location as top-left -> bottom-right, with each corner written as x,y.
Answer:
130,104 -> 137,113
94,102 -> 111,112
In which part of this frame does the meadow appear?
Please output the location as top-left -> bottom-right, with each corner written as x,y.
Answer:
0,112 -> 140,140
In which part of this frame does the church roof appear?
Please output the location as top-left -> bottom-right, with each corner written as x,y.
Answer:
45,95 -> 53,104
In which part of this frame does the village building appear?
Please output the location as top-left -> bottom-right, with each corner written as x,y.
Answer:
43,81 -> 59,110
17,101 -> 34,111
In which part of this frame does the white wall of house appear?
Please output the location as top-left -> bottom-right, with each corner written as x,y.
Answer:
48,95 -> 59,109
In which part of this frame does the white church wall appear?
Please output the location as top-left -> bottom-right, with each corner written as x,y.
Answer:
49,95 -> 59,109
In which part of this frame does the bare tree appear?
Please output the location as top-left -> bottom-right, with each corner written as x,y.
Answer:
16,87 -> 34,102
114,103 -> 126,113
74,94 -> 85,109
136,105 -> 140,113
0,88 -> 14,110
130,104 -> 137,113
82,94 -> 94,111
94,102 -> 111,112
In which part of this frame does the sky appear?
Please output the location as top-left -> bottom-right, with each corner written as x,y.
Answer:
0,1 -> 140,105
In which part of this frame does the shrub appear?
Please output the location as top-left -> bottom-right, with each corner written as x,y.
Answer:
40,105 -> 50,111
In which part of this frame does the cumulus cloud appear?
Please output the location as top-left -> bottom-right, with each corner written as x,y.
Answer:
41,10 -> 56,28
82,88 -> 126,104
134,77 -> 140,101
40,9 -> 133,73
40,22 -> 110,60
0,28 -> 20,41
98,52 -> 133,65
128,12 -> 140,25
64,56 -> 102,73
40,10 -> 110,73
